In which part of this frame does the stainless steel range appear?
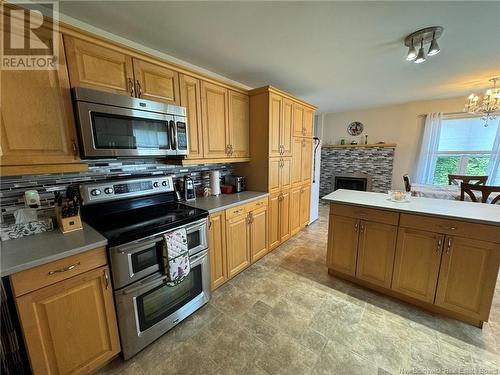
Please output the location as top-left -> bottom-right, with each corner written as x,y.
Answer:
80,176 -> 210,359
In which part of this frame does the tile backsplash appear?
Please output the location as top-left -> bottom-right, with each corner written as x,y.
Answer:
0,159 -> 233,224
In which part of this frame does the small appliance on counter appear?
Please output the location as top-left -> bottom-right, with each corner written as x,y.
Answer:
184,175 -> 196,201
210,170 -> 221,196
225,175 -> 246,193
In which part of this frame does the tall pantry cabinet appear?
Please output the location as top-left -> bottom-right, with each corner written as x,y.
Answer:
235,86 -> 315,251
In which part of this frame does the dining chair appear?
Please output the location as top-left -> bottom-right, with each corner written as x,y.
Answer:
460,183 -> 500,204
403,174 -> 411,192
448,174 -> 488,185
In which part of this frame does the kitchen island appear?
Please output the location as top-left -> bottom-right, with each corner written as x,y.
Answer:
322,189 -> 500,327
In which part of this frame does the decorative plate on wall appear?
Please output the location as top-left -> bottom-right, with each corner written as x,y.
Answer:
347,121 -> 364,136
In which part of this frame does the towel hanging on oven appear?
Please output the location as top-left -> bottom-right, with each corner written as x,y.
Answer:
162,228 -> 190,285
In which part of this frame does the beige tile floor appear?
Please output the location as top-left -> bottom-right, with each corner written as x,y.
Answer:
101,204 -> 500,375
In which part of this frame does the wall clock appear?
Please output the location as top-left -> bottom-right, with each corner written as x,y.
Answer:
347,121 -> 364,136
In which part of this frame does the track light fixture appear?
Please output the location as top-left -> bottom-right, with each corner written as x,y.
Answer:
404,26 -> 443,63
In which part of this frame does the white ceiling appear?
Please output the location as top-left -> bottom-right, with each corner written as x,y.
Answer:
57,1 -> 500,113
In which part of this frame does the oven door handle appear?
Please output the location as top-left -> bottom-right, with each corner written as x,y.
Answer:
114,238 -> 163,255
169,120 -> 177,151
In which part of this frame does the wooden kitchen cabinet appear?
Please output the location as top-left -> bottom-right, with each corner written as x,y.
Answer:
180,74 -> 204,159
291,138 -> 303,187
435,236 -> 500,320
226,211 -> 250,278
132,58 -> 180,104
268,193 -> 281,250
293,103 -> 305,137
64,35 -> 134,96
269,157 -> 291,193
228,90 -> 250,158
289,186 -> 302,235
299,184 -> 311,227
1,27 -> 84,173
269,93 -> 283,158
208,211 -> 228,290
356,221 -> 397,288
391,228 -> 443,303
15,265 -> 120,375
301,138 -> 313,184
201,81 -> 229,158
282,98 -> 294,156
326,215 -> 359,276
279,190 -> 291,243
249,206 -> 269,262
303,107 -> 314,137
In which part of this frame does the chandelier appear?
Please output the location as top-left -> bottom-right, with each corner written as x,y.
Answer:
464,77 -> 500,127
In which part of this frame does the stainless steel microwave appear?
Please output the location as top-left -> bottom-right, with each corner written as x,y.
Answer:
72,87 -> 189,158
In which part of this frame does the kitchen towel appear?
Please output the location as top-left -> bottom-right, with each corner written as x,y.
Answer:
162,228 -> 190,285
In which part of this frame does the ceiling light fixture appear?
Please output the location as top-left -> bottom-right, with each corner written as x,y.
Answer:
414,39 -> 426,64
404,26 -> 443,63
465,77 -> 500,127
406,38 -> 417,61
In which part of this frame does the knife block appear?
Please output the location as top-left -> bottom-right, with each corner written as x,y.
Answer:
56,207 -> 83,234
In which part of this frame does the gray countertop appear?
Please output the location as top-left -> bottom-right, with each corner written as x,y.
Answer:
322,189 -> 500,226
0,223 -> 108,276
185,191 -> 269,213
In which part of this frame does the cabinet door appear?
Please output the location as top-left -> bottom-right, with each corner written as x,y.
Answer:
226,213 -> 250,278
356,221 -> 397,288
281,98 -> 293,156
391,228 -> 443,303
269,158 -> 281,194
326,215 -> 359,276
280,157 -> 292,191
269,93 -> 282,157
1,29 -> 80,167
293,103 -> 304,137
16,266 -> 120,375
179,74 -> 203,159
303,107 -> 314,137
268,193 -> 281,250
64,36 -> 134,96
228,91 -> 250,158
279,191 -> 291,243
132,58 -> 180,104
291,138 -> 303,187
250,207 -> 268,262
209,211 -> 227,290
435,236 -> 500,320
201,82 -> 229,158
289,187 -> 302,236
299,184 -> 311,227
301,138 -> 313,184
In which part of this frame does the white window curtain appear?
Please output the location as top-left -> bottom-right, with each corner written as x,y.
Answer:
415,113 -> 442,184
486,120 -> 500,185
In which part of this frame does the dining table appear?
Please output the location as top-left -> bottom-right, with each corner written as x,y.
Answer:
411,183 -> 499,203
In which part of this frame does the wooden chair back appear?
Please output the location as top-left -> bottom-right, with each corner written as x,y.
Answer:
460,183 -> 500,204
403,175 -> 411,192
448,174 -> 488,186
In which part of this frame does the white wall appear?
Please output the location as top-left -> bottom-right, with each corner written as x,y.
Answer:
322,96 -> 466,190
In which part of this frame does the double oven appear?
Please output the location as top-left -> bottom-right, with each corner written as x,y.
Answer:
80,177 -> 210,359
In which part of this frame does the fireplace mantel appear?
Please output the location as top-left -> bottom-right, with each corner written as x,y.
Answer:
323,143 -> 397,149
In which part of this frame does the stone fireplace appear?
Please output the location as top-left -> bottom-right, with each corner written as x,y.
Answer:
320,145 -> 395,197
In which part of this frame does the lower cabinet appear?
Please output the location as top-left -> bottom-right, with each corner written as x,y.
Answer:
14,265 -> 120,375
268,190 -> 291,250
299,184 -> 311,227
279,190 -> 291,243
250,206 -> 269,262
226,212 -> 251,278
289,187 -> 302,235
391,228 -> 443,303
208,211 -> 227,290
326,214 -> 359,276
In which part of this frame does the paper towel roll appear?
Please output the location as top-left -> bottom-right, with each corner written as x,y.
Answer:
210,170 -> 221,196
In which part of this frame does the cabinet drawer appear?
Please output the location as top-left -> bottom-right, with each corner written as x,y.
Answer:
247,198 -> 268,212
330,203 -> 399,226
225,204 -> 248,220
400,214 -> 500,244
10,247 -> 107,297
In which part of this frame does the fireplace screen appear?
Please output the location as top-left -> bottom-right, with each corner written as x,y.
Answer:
334,176 -> 368,191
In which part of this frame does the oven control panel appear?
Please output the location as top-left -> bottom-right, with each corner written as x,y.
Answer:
80,176 -> 174,205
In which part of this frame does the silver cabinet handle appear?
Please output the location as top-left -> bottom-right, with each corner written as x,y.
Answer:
437,238 -> 442,253
136,80 -> 142,97
48,262 -> 81,275
354,223 -> 358,232
128,77 -> 135,96
71,140 -> 78,158
104,269 -> 109,289
360,223 -> 365,232
446,238 -> 453,254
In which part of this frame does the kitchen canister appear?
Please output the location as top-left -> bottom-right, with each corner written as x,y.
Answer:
210,170 -> 221,196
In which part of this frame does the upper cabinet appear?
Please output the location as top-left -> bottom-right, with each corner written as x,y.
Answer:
64,36 -> 180,105
228,91 -> 250,158
179,74 -> 203,159
293,102 -> 313,138
1,26 -> 84,173
64,36 -> 134,96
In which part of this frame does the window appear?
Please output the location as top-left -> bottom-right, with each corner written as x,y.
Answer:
432,116 -> 499,184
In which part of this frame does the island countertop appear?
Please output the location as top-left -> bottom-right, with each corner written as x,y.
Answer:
322,189 -> 500,226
